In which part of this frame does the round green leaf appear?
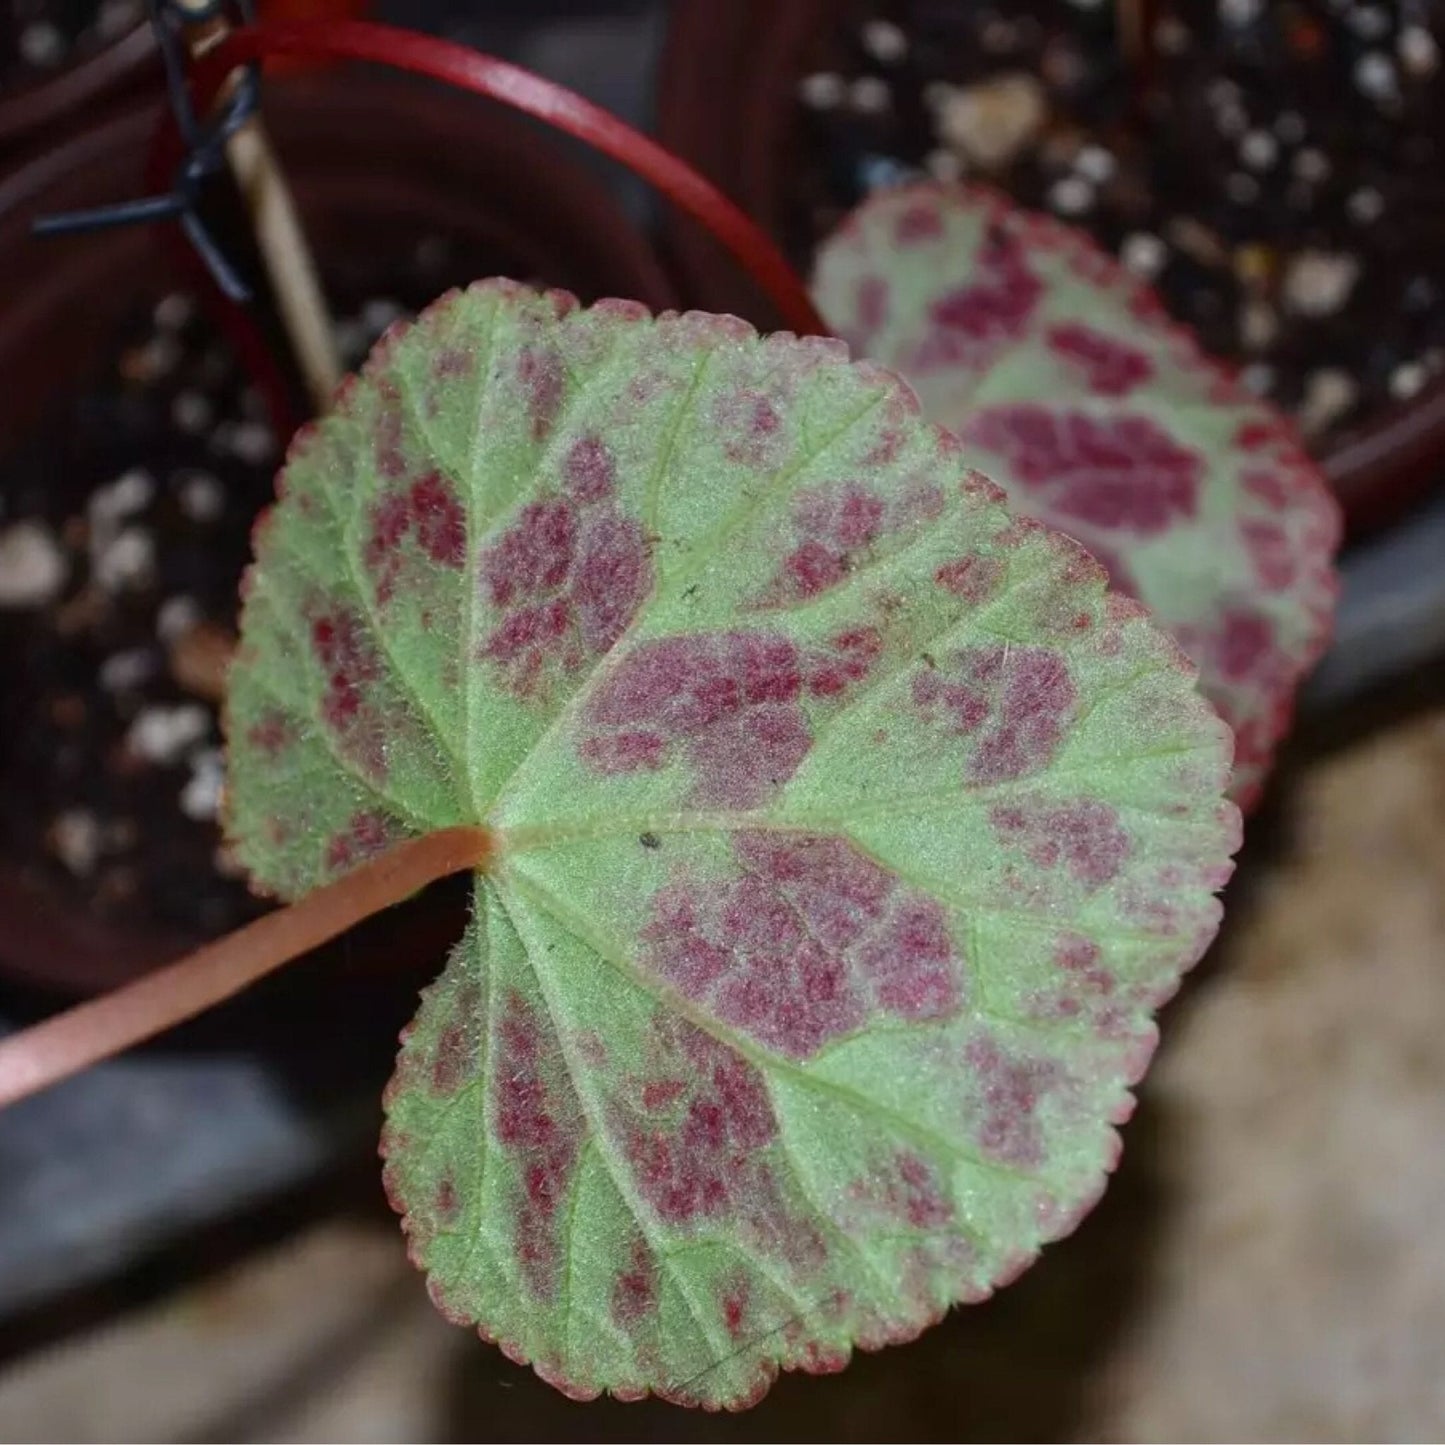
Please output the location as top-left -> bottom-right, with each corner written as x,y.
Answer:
812,182 -> 1342,810
225,282 -> 1239,1409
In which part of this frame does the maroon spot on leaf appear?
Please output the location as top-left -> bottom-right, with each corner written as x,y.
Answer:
562,436 -> 616,502
1045,323 -> 1154,397
1242,519 -> 1297,591
855,275 -> 889,343
518,345 -> 565,440
641,1078 -> 688,1111
714,387 -> 785,469
640,832 -> 961,1059
894,200 -> 945,245
805,626 -> 884,698
373,380 -> 408,480
435,1174 -> 460,1226
324,810 -> 398,874
914,644 -> 1077,785
245,709 -> 294,758
1213,609 -> 1278,684
722,1279 -> 750,1338
572,511 -> 650,653
478,488 -> 650,698
612,1241 -> 658,1330
962,405 -> 1202,535
989,799 -> 1131,888
431,981 -> 480,1098
309,607 -> 387,777
495,990 -> 584,1301
852,1149 -> 955,1229
431,347 -> 471,380
907,225 -> 1042,375
580,631 -> 813,807
935,554 -> 1005,605
773,480 -> 895,602
619,1021 -> 780,1229
365,472 -> 466,604
965,1035 -> 1061,1170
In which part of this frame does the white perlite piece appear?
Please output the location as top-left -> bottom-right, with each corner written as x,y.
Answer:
1299,368 -> 1358,437
88,469 -> 155,532
157,594 -> 203,643
19,22 -> 65,67
1399,25 -> 1440,77
1049,175 -> 1094,216
933,73 -> 1047,171
1390,361 -> 1427,401
176,470 -> 226,524
172,391 -> 215,435
1283,251 -> 1360,318
49,810 -> 101,878
850,76 -> 890,114
1239,300 -> 1279,352
126,703 -> 211,766
1121,232 -> 1167,279
0,521 -> 68,609
180,749 -> 227,822
93,526 -> 155,594
861,19 -> 907,63
99,648 -> 157,693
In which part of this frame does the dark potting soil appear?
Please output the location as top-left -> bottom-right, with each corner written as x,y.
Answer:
789,0 -> 1445,445
0,237 -> 500,941
0,0 -> 140,90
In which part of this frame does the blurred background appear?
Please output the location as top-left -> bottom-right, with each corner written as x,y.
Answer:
0,0 -> 1442,1439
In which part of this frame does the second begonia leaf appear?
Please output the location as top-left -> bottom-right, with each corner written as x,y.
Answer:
224,282 -> 1239,1409
812,183 -> 1342,809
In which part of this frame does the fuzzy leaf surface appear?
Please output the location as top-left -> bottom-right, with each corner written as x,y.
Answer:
813,183 -> 1341,809
225,283 -> 1239,1409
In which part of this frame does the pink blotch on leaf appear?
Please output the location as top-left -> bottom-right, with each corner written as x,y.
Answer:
580,631 -> 812,807
324,810 -> 398,874
935,554 -> 1005,605
518,345 -> 565,440
612,1241 -> 658,1329
965,1035 -> 1061,1170
639,832 -> 962,1059
775,481 -> 891,601
310,607 -> 387,777
364,471 -> 466,604
908,226 -> 1042,375
1045,323 -> 1154,397
245,709 -> 294,758
989,799 -> 1131,888
495,990 -> 584,1301
962,404 -> 1202,535
715,387 -> 785,469
913,644 -> 1077,784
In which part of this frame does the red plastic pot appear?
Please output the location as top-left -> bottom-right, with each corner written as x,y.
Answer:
0,67 -> 676,999
656,0 -> 1445,540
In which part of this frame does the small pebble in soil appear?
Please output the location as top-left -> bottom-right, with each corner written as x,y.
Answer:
153,292 -> 193,332
849,75 -> 890,113
1347,6 -> 1391,42
0,521 -> 67,609
89,468 -> 154,531
1299,368 -> 1359,437
156,594 -> 202,644
169,620 -> 235,703
1121,231 -> 1167,279
1049,175 -> 1094,216
175,469 -> 225,524
1347,186 -> 1386,224
1239,299 -> 1279,351
1284,250 -> 1360,318
861,18 -> 907,63
18,22 -> 65,68
934,73 -> 1047,171
172,390 -> 215,435
1218,0 -> 1263,26
180,749 -> 226,823
126,704 -> 211,767
1354,51 -> 1399,103
1390,361 -> 1428,400
93,525 -> 155,594
1239,129 -> 1280,170
48,811 -> 101,879
1399,25 -> 1440,77
226,422 -> 276,466
1292,146 -> 1331,183
98,648 -> 156,694
1075,144 -> 1116,183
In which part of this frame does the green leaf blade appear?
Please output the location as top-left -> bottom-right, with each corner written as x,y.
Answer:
227,284 -> 1239,1408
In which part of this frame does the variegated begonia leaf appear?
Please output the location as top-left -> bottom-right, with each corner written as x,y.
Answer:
224,282 -> 1239,1409
813,183 -> 1342,810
